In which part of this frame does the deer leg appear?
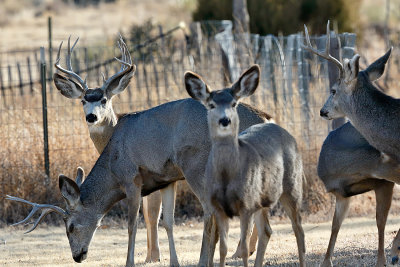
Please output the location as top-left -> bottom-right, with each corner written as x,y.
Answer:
215,211 -> 229,267
198,210 -> 214,267
232,224 -> 258,259
126,183 -> 142,267
374,180 -> 394,267
208,215 -> 219,267
254,209 -> 272,267
143,191 -> 162,263
280,194 -> 306,267
239,212 -> 255,267
160,182 -> 179,267
321,194 -> 350,267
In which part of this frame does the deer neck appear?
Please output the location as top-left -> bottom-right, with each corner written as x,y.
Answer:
88,109 -> 119,154
210,135 -> 240,179
79,156 -> 125,215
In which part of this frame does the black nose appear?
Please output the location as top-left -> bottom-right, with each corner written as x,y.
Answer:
86,114 -> 97,123
392,256 -> 399,265
320,109 -> 328,117
219,117 -> 231,127
73,250 -> 88,263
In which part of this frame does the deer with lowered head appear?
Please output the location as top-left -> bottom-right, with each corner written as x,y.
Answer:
52,36 -> 178,265
185,65 -> 306,267
7,67 -> 272,265
303,21 -> 400,266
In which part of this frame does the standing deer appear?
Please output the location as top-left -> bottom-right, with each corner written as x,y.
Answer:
52,36 -> 178,265
303,21 -> 399,162
184,65 -> 306,267
303,21 -> 400,266
318,121 -> 400,267
7,72 -> 271,265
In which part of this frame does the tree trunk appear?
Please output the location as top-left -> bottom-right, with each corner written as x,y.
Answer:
232,0 -> 250,34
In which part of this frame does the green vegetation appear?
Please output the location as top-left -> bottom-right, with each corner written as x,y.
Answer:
193,0 -> 361,35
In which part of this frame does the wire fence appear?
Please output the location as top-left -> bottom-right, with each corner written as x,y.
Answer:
1,20 -> 400,222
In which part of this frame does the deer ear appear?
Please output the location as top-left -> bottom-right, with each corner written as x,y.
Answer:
184,71 -> 210,104
343,54 -> 360,84
75,167 -> 85,187
104,64 -> 136,98
59,174 -> 81,208
231,65 -> 260,100
364,47 -> 392,82
54,73 -> 84,99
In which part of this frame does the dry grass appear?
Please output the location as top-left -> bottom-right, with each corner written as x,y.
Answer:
1,216 -> 400,266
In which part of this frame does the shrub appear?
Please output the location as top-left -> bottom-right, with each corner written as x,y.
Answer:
193,0 -> 361,35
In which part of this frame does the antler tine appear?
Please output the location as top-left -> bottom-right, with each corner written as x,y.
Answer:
302,20 -> 344,76
103,36 -> 134,88
6,195 -> 67,233
54,36 -> 88,91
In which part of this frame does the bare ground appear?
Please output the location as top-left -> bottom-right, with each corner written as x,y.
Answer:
1,216 -> 400,266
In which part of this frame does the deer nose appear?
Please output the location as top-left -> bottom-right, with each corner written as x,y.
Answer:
86,114 -> 97,123
73,249 -> 88,263
320,109 -> 328,117
392,256 -> 399,265
219,117 -> 231,127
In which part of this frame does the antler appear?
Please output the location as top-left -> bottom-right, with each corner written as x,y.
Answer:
54,36 -> 88,91
302,20 -> 344,77
6,195 -> 67,234
102,35 -> 134,89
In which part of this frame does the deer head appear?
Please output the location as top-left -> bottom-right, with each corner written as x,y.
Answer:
7,167 -> 101,263
184,65 -> 260,139
302,20 -> 392,120
53,36 -> 136,126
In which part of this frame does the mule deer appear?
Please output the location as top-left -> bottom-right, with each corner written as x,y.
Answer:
303,21 -> 399,163
7,75 -> 271,265
318,121 -> 400,267
185,65 -> 306,267
53,36 -> 177,265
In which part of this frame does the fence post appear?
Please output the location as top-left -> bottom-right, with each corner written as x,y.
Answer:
48,16 -> 53,80
40,47 -> 50,184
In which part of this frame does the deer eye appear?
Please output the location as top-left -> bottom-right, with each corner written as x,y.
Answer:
68,224 -> 75,233
101,98 -> 107,105
81,100 -> 86,105
330,89 -> 336,95
209,103 -> 215,109
231,102 -> 237,108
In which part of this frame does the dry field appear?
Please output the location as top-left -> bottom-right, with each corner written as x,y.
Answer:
1,216 -> 400,266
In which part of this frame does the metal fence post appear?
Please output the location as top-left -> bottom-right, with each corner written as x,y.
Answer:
48,16 -> 53,80
40,47 -> 50,184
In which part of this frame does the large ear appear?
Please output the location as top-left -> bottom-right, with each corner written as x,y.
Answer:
364,47 -> 392,82
104,64 -> 136,98
231,65 -> 260,100
184,71 -> 211,104
75,167 -> 85,187
53,73 -> 85,99
59,174 -> 81,209
343,54 -> 360,84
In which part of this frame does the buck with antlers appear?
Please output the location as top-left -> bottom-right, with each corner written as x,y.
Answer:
52,36 -> 178,265
7,64 -> 271,266
185,65 -> 306,267
303,21 -> 400,267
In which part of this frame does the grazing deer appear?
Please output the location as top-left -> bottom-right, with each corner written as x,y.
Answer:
318,121 -> 400,267
303,21 -> 399,163
7,77 -> 271,265
184,65 -> 306,267
52,36 -> 177,265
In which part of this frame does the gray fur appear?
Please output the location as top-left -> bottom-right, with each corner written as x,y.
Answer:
59,97 -> 268,267
186,65 -> 305,267
318,122 -> 400,267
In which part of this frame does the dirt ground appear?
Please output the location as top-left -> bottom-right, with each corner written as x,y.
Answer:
1,216 -> 400,267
